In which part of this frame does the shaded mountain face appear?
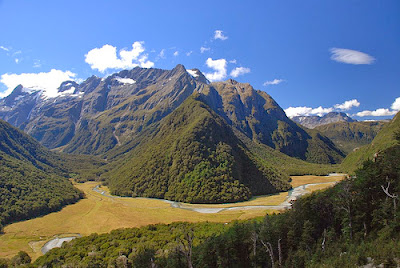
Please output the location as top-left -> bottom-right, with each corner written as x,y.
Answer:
315,121 -> 387,154
0,65 -> 343,164
292,112 -> 355,129
103,95 -> 291,203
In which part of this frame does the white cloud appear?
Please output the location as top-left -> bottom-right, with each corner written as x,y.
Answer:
186,51 -> 193,56
85,42 -> 154,72
173,51 -> 179,57
14,58 -> 20,64
285,107 -> 313,118
0,46 -> 9,52
391,97 -> 400,111
334,99 -> 360,110
158,49 -> 166,59
0,69 -> 77,98
356,108 -> 397,117
355,97 -> 400,117
230,67 -> 250,78
200,46 -> 210,53
286,97 -> 400,119
285,98 -> 361,118
214,30 -> 228,40
33,60 -> 41,68
330,48 -> 375,65
204,58 -> 227,82
229,59 -> 237,64
263,79 -> 284,86
284,106 -> 334,118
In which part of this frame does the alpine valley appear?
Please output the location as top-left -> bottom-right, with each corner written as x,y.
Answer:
0,65 -> 399,267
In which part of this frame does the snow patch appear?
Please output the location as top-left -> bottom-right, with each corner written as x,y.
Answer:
59,87 -> 76,96
187,69 -> 199,78
22,87 -> 37,94
70,91 -> 84,98
114,77 -> 136,84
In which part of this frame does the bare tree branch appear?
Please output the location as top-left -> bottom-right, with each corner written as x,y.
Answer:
381,179 -> 398,215
261,239 -> 275,268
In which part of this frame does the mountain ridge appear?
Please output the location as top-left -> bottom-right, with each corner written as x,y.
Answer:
0,64 -> 344,165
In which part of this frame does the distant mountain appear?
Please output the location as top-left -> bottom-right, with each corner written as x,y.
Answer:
315,121 -> 387,154
341,111 -> 400,172
0,119 -> 82,226
103,94 -> 291,203
292,112 -> 355,129
0,65 -> 344,165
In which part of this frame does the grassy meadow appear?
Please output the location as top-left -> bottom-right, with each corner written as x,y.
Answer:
0,175 -> 345,260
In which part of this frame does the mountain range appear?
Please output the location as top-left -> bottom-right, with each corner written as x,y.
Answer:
0,65 -> 344,163
291,112 -> 355,129
0,64 -> 349,203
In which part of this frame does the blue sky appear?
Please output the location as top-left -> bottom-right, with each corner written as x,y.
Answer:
0,0 -> 399,119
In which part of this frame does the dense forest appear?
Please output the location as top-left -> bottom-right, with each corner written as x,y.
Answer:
0,152 -> 82,228
0,120 -> 102,228
10,131 -> 397,267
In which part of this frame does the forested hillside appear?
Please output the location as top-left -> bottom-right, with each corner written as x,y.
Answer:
0,120 -> 83,228
27,119 -> 400,267
0,153 -> 82,228
103,94 -> 291,203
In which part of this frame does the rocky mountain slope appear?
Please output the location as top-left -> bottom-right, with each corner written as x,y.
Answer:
292,112 -> 355,129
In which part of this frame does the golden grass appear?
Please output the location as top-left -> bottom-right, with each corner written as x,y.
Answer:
306,183 -> 336,192
180,192 -> 288,209
290,174 -> 346,188
0,182 -> 274,260
0,175 -> 345,260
